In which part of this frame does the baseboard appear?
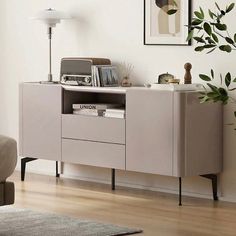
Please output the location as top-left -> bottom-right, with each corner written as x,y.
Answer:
219,196 -> 236,203
60,173 -> 214,200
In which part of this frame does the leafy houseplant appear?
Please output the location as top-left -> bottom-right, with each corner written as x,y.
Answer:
187,2 -> 236,108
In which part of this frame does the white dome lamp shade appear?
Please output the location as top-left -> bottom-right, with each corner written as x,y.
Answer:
33,8 -> 71,27
32,9 -> 71,83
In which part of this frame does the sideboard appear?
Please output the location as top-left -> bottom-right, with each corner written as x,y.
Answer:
19,83 -> 223,205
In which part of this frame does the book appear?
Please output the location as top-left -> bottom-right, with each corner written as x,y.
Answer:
105,109 -> 125,114
91,65 -> 119,87
104,108 -> 125,119
104,113 -> 125,119
72,103 -> 122,110
73,109 -> 103,117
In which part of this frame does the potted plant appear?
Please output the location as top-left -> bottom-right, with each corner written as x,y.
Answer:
187,2 -> 236,112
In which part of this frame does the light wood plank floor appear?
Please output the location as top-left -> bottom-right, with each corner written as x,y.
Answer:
8,172 -> 236,236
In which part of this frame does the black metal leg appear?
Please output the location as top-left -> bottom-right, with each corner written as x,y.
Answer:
201,174 -> 218,201
56,161 -> 60,178
21,158 -> 37,181
179,177 -> 182,206
112,169 -> 115,190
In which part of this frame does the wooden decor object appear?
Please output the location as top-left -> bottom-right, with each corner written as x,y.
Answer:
184,63 -> 192,84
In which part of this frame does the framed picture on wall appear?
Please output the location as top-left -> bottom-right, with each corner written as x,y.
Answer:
144,0 -> 191,45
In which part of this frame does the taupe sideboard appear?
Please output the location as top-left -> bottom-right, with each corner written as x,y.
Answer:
19,83 -> 223,205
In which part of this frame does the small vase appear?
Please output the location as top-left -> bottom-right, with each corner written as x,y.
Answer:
121,76 -> 132,87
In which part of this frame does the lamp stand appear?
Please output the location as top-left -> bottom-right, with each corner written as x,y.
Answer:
48,27 -> 53,82
40,26 -> 58,84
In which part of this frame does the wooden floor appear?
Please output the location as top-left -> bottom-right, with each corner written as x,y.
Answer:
8,171 -> 236,236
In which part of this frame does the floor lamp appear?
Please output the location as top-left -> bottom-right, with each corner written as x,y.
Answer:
32,8 -> 71,83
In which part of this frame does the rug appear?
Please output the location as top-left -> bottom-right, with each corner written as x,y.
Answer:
0,207 -> 142,236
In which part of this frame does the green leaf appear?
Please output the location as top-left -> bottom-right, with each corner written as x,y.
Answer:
234,33 -> 236,42
226,3 -> 235,13
167,9 -> 178,15
200,7 -> 204,18
207,83 -> 219,93
205,36 -> 215,44
186,30 -> 194,41
207,47 -> 217,54
207,92 -> 219,98
204,44 -> 216,49
218,87 -> 228,97
195,46 -> 205,52
173,0 -> 178,7
225,72 -> 232,87
234,111 -> 236,117
200,96 -> 210,103
192,19 -> 203,25
211,69 -> 214,79
215,2 -> 221,12
233,77 -> 236,82
199,74 -> 211,81
219,45 -> 232,53
215,23 -> 227,31
225,37 -> 234,44
204,22 -> 212,35
212,33 -> 219,43
193,37 -> 205,43
220,74 -> 223,85
193,26 -> 203,30
194,11 -> 204,19
209,9 -> 217,19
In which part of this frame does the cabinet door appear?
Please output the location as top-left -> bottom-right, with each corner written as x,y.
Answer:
19,83 -> 62,161
126,89 -> 173,176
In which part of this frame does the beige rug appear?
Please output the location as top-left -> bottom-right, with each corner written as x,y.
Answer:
0,207 -> 142,236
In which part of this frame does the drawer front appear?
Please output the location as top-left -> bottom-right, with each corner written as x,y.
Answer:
62,115 -> 125,144
62,139 -> 125,170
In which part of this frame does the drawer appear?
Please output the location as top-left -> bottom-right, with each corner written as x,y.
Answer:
62,114 -> 125,144
62,139 -> 125,170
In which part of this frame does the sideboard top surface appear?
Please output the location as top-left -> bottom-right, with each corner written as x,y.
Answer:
22,82 -> 202,95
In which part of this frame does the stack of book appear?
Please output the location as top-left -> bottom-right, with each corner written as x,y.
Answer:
72,104 -> 123,117
104,109 -> 126,119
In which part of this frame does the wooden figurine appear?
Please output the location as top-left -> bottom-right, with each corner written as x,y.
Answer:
184,63 -> 192,84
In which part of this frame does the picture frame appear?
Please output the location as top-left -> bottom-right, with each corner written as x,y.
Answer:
144,0 -> 192,46
99,66 -> 119,87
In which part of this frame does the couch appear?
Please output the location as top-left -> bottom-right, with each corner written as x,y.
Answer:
0,135 -> 17,206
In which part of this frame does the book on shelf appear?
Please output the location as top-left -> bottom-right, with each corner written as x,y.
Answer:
91,65 -> 119,87
104,108 -> 126,119
72,103 -> 122,110
73,109 -> 104,117
72,103 -> 125,118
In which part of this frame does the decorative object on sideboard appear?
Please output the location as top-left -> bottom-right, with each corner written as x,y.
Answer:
60,58 -> 111,86
144,0 -> 192,45
184,63 -> 192,84
168,78 -> 180,84
31,9 -> 71,83
158,72 -> 174,84
119,62 -> 133,87
97,66 -> 120,87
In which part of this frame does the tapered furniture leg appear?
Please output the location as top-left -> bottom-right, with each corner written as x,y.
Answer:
179,177 -> 182,206
112,169 -> 115,190
21,158 -> 37,181
56,161 -> 60,178
201,174 -> 218,201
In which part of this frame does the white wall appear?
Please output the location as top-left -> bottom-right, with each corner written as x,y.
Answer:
1,0 -> 236,202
